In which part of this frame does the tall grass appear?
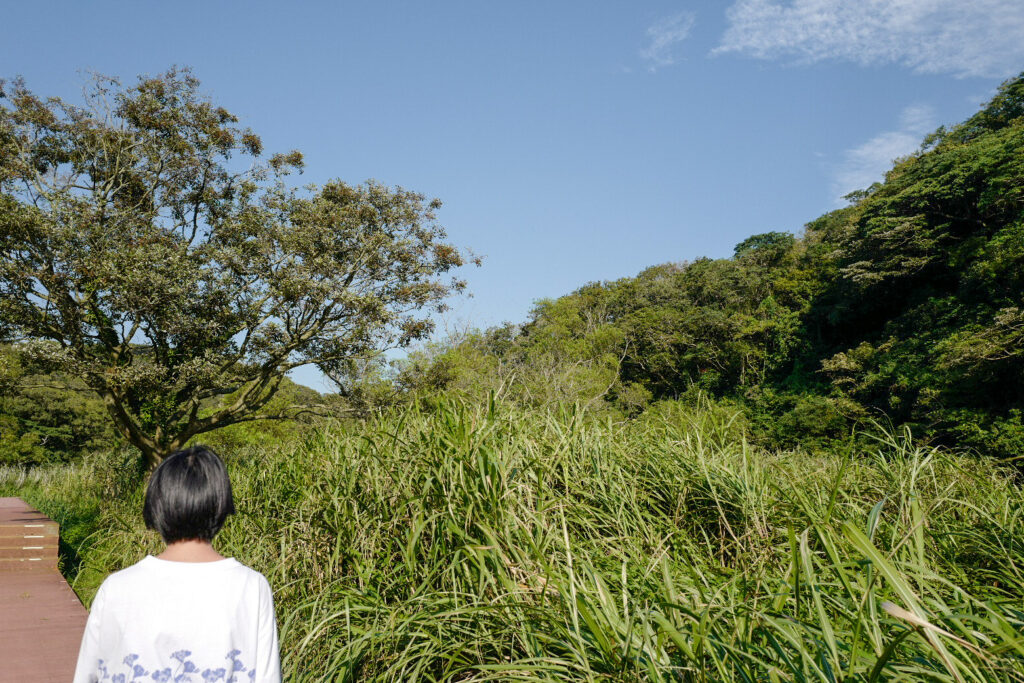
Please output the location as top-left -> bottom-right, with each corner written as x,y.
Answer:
3,397 -> 1022,681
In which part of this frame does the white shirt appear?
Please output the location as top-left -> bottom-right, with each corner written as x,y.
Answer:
73,556 -> 281,683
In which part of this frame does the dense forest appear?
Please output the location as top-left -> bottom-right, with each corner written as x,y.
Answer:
398,74 -> 1024,460
3,75 -> 1023,464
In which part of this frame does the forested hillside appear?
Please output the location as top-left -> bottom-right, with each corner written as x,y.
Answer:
3,76 -> 1022,464
401,75 -> 1024,459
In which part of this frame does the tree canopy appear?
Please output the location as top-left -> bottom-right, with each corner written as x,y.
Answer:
0,69 -> 468,466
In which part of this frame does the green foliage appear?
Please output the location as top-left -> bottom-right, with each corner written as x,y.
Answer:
0,343 -> 342,465
733,230 -> 796,263
194,376 -> 329,455
397,317 -> 629,413
5,400 -> 1023,680
0,345 -> 117,465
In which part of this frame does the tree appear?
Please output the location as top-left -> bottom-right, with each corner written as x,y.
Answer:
0,69 -> 469,466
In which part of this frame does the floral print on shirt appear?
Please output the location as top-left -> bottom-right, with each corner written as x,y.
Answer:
92,650 -> 257,683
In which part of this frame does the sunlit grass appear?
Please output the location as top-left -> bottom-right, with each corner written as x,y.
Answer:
4,397 -> 1023,681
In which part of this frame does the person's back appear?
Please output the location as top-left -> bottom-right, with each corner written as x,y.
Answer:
73,446 -> 281,683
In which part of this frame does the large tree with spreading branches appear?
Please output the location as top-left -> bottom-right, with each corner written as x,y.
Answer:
0,68 -> 470,466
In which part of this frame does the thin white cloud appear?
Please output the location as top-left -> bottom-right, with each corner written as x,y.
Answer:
715,0 -> 1024,78
641,12 -> 697,71
832,104 -> 935,203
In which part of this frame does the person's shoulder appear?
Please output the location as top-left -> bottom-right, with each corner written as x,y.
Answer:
91,556 -> 154,600
230,561 -> 274,602
102,556 -> 153,583
232,560 -> 271,586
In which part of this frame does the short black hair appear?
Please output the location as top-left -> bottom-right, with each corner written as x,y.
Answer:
143,446 -> 235,544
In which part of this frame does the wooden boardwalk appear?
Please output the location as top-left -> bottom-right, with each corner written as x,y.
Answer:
0,497 -> 88,681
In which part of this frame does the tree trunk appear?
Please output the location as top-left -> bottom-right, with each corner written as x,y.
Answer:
140,443 -> 169,471
98,390 -> 173,470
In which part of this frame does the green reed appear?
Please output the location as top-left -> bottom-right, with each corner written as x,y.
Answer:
3,397 -> 1022,681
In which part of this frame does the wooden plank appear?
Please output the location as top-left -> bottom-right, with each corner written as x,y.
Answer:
0,546 -> 60,560
0,530 -> 58,540
0,498 -> 88,682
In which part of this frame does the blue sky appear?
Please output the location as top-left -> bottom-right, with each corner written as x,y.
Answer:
4,1 -> 1022,390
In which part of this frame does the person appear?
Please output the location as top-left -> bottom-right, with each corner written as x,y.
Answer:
73,446 -> 281,683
